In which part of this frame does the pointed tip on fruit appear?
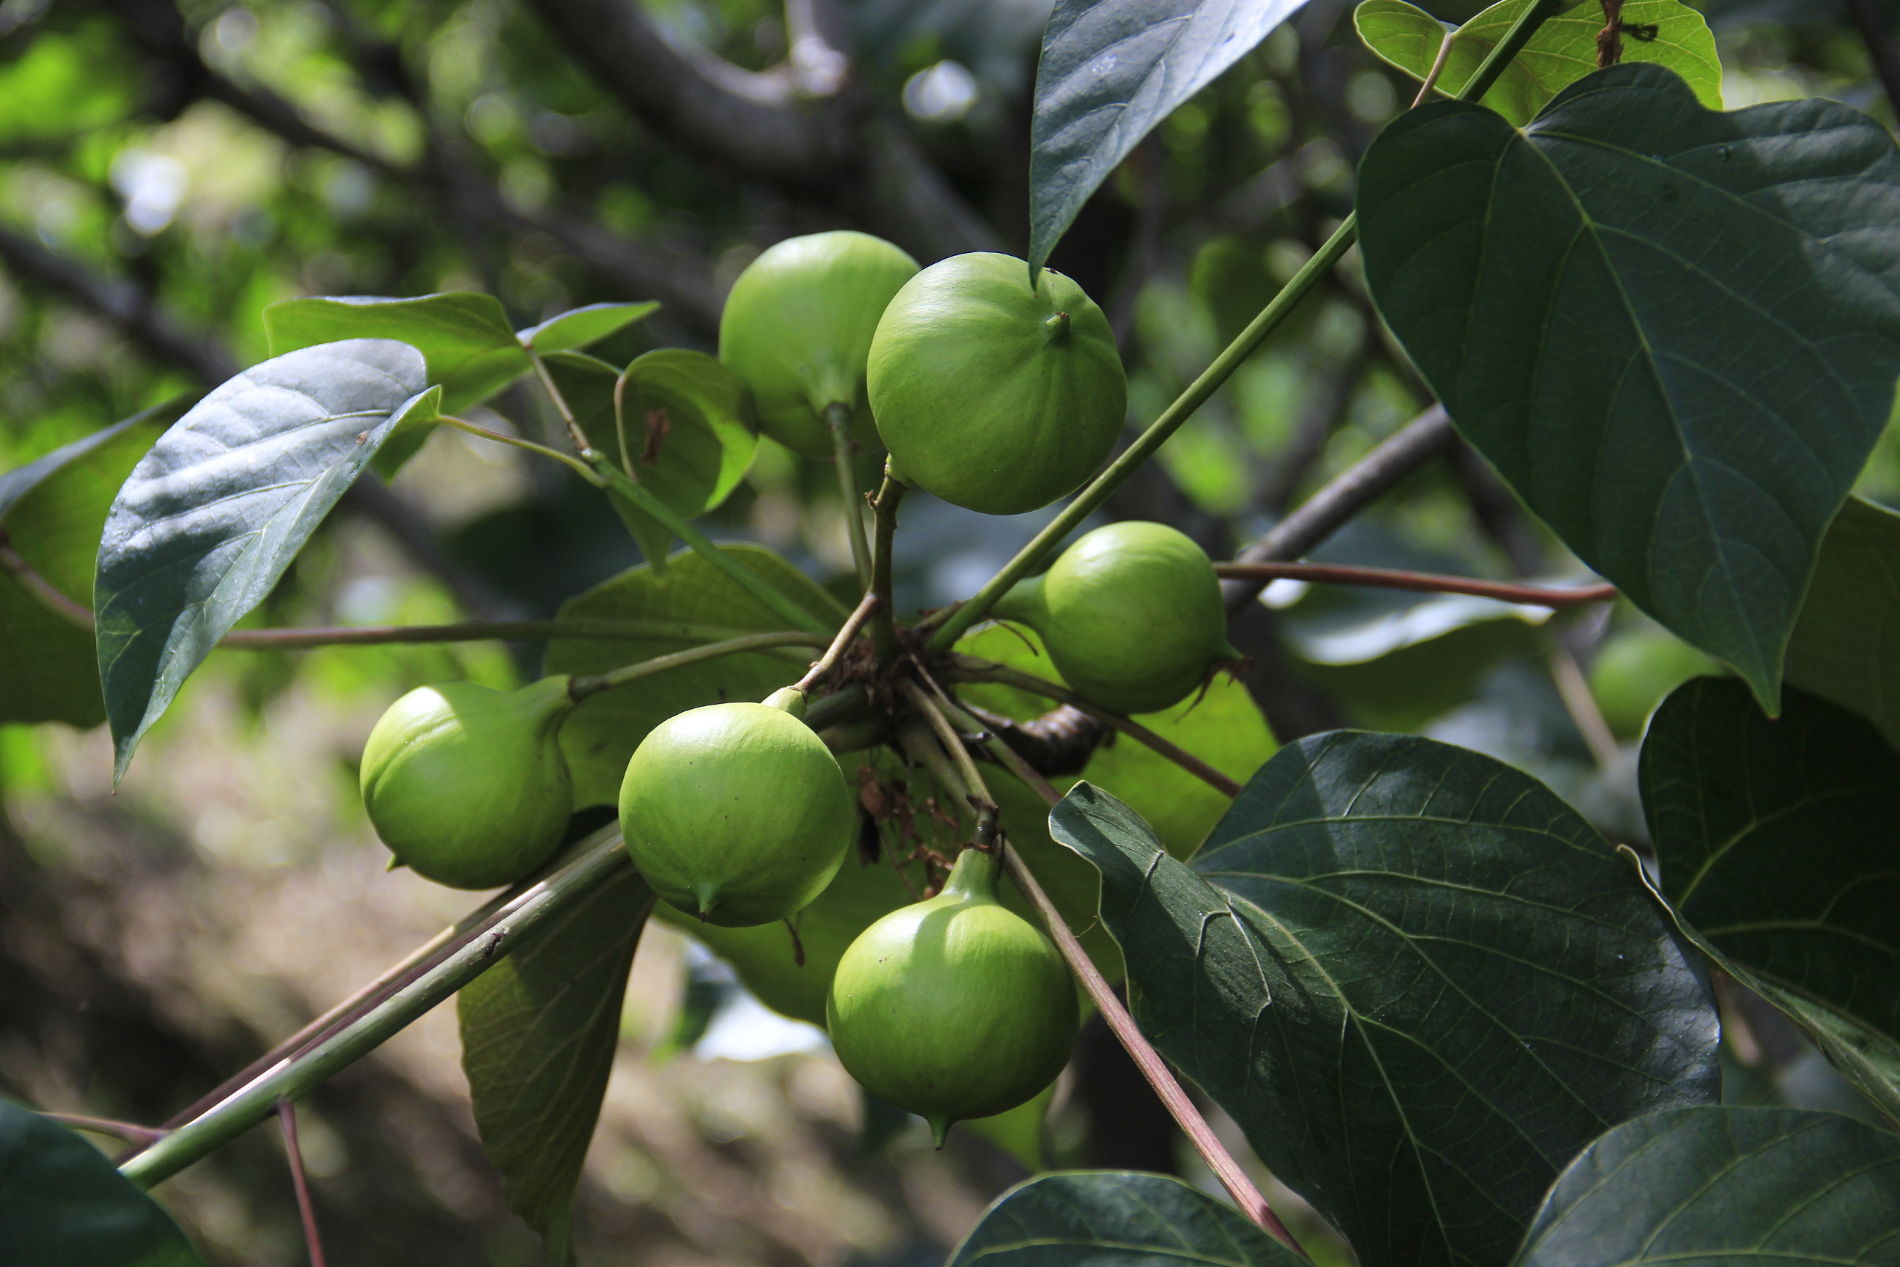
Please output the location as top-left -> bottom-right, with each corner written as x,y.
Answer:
694,885 -> 722,922
928,1115 -> 953,1149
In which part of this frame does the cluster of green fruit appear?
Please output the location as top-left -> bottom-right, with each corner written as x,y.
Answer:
354,229 -> 1241,1141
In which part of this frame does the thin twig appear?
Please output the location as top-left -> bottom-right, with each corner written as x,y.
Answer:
437,414 -> 603,484
900,680 -> 997,832
794,591 -> 880,693
278,1099 -> 328,1267
828,403 -> 874,589
1546,645 -> 1621,769
940,656 -> 1242,799
1412,25 -> 1458,106
527,346 -> 594,454
995,841 -> 1307,1258
574,630 -> 831,700
0,539 -> 93,628
41,1112 -> 168,1147
1216,562 -> 1616,609
1223,406 -> 1457,614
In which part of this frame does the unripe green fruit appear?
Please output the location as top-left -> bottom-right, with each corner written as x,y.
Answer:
866,252 -> 1126,516
826,849 -> 1078,1146
618,693 -> 853,927
360,677 -> 577,889
1587,628 -> 1722,738
994,521 -> 1237,715
718,230 -> 920,456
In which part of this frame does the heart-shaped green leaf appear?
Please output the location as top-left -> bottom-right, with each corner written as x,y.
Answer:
95,340 -> 433,780
1785,496 -> 1900,749
1357,63 -> 1900,709
0,1102 -> 205,1266
1029,0 -> 1313,274
1052,734 -> 1721,1267
947,1171 -> 1305,1266
1641,677 -> 1900,1124
458,863 -> 652,1253
1354,0 -> 1719,127
1514,1107 -> 1900,1264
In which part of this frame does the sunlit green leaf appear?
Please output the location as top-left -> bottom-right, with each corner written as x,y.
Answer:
1354,0 -> 1719,127
264,293 -> 526,415
517,301 -> 659,354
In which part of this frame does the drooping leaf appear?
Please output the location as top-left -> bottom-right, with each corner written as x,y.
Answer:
1513,1106 -> 1900,1264
1785,496 -> 1900,749
0,403 -> 179,726
1028,0 -> 1312,274
544,350 -> 757,567
516,301 -> 659,355
458,855 -> 652,1249
264,293 -> 525,415
1354,0 -> 1720,127
95,340 -> 434,780
0,1101 -> 205,1266
1640,677 -> 1900,1124
1051,735 -> 1721,1267
946,1171 -> 1305,1266
1357,63 -> 1900,709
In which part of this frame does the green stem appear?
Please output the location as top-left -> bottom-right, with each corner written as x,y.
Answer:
584,453 -> 834,637
827,402 -> 874,589
436,415 -> 603,485
569,631 -> 828,701
119,827 -> 638,1189
527,346 -> 594,454
793,590 -> 880,693
869,466 -> 904,657
919,0 -> 1559,655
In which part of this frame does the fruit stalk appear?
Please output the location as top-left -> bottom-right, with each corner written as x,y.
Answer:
117,825 -> 637,1189
919,0 -> 1561,655
793,590 -> 881,693
869,466 -> 904,657
827,401 -> 875,588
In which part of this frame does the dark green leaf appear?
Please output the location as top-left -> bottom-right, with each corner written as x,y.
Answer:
0,403 -> 180,726
1354,0 -> 1720,127
1029,0 -> 1312,274
1514,1106 -> 1900,1264
0,1101 -> 205,1266
516,301 -> 658,355
458,861 -> 653,1246
1785,497 -> 1900,749
946,1171 -> 1305,1266
264,293 -> 527,416
1357,63 -> 1900,708
1051,734 -> 1720,1267
544,350 -> 757,567
95,340 -> 433,780
1640,678 -> 1900,1123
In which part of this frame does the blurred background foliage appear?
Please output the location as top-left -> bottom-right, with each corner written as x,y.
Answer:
0,0 -> 1894,1263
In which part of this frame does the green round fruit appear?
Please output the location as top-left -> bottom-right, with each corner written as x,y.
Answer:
618,695 -> 853,927
994,521 -> 1236,715
825,848 -> 1078,1146
360,677 -> 577,889
718,230 -> 920,456
866,252 -> 1126,515
1587,628 -> 1723,739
